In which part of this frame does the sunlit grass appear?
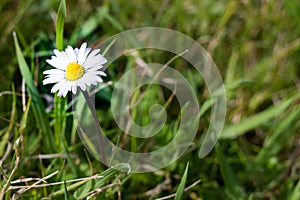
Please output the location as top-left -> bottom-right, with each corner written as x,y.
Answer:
0,0 -> 300,199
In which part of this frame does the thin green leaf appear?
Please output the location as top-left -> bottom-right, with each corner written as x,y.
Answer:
216,144 -> 244,199
102,38 -> 116,56
103,11 -> 124,32
174,162 -> 189,200
220,96 -> 295,139
19,98 -> 31,134
13,32 -> 55,153
59,129 -> 79,177
51,163 -> 130,198
255,102 -> 300,164
76,163 -> 131,199
288,179 -> 300,200
94,163 -> 131,188
225,50 -> 238,85
64,181 -> 69,200
56,0 -> 66,51
0,85 -> 16,157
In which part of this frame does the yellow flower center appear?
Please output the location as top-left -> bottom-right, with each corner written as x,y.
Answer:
66,62 -> 84,81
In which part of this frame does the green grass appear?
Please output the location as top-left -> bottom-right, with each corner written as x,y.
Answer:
1,0 -> 300,199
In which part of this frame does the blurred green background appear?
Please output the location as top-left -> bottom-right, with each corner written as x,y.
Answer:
1,0 -> 300,199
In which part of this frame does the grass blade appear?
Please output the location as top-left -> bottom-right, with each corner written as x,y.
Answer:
0,84 -> 16,157
51,163 -> 130,198
216,144 -> 244,199
76,163 -> 131,199
13,32 -> 55,153
19,98 -> 31,135
288,179 -> 300,200
174,162 -> 189,200
255,102 -> 300,164
56,0 -> 66,51
220,96 -> 295,139
63,181 -> 69,200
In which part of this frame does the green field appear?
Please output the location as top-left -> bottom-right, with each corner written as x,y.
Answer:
1,0 -> 300,199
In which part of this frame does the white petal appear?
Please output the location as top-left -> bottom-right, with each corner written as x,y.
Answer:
96,71 -> 107,76
74,48 -> 79,60
46,58 -> 66,70
95,76 -> 103,82
43,69 -> 65,75
84,50 -> 101,66
91,80 -> 98,85
54,50 -> 65,60
60,51 -> 70,65
43,75 -> 65,85
78,42 -> 88,65
84,48 -> 92,60
78,81 -> 86,91
84,56 -> 107,70
53,50 -> 69,67
53,80 -> 71,94
61,88 -> 69,97
84,72 -> 103,85
79,75 -> 93,86
81,71 -> 95,80
86,49 -> 100,60
86,65 -> 102,72
86,47 -> 91,53
58,81 -> 73,97
86,68 -> 106,77
65,46 -> 77,62
51,81 -> 66,93
71,85 -> 77,94
86,70 -> 106,79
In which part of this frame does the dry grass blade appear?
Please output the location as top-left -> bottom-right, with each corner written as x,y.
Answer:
7,174 -> 103,191
0,138 -> 21,199
80,183 -> 120,200
15,170 -> 59,195
145,172 -> 171,199
0,142 -> 12,172
155,180 -> 201,200
90,80 -> 113,96
29,153 -> 78,160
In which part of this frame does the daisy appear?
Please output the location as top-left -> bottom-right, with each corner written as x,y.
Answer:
43,42 -> 107,97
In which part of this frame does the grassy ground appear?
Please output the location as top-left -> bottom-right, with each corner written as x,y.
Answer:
1,0 -> 300,199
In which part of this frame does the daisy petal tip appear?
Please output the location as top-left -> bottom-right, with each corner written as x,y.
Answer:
82,42 -> 87,47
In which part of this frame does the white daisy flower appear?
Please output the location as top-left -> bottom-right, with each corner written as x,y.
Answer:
43,42 -> 107,97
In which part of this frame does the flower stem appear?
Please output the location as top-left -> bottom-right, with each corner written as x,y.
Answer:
82,90 -> 107,169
